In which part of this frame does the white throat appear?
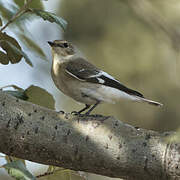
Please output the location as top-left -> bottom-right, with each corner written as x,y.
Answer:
52,53 -> 78,75
53,53 -> 77,64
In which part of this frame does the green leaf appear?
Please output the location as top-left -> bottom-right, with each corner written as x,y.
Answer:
0,51 -> 9,65
1,84 -> 24,92
5,90 -> 28,100
28,0 -> 44,10
25,85 -> 55,110
0,32 -> 22,64
2,160 -> 36,180
5,156 -> 26,166
1,85 -> 27,101
13,0 -> 44,10
2,85 -> 55,109
4,40 -> 33,67
18,33 -> 47,59
13,0 -> 24,9
30,9 -> 67,31
0,33 -> 32,66
9,85 -> 25,92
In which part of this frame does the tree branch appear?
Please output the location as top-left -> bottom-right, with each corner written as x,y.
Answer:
0,91 -> 179,180
0,0 -> 32,32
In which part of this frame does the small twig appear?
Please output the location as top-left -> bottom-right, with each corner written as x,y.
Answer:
36,168 -> 73,179
36,171 -> 86,180
0,0 -> 32,32
36,171 -> 54,178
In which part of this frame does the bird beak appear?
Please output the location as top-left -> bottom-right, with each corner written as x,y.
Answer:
47,41 -> 55,47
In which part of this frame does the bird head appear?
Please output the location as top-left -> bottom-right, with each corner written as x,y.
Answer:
48,40 -> 76,58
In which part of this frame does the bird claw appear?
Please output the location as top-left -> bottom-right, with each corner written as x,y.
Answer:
71,111 -> 80,115
58,110 -> 65,114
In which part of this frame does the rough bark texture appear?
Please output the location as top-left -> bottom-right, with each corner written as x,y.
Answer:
0,91 -> 179,180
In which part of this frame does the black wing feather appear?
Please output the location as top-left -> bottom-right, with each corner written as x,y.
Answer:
66,58 -> 99,79
66,58 -> 144,98
97,75 -> 144,97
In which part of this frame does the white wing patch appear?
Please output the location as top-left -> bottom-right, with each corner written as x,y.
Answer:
66,68 -> 121,86
79,68 -> 85,72
65,69 -> 85,81
89,71 -> 120,83
100,71 -> 120,82
97,78 -> 105,84
88,72 -> 101,78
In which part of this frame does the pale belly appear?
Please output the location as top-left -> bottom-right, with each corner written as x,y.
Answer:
51,64 -> 138,105
52,71 -> 98,105
53,74 -> 138,105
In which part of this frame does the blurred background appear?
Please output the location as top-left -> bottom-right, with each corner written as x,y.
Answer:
0,0 -> 180,179
59,0 -> 180,132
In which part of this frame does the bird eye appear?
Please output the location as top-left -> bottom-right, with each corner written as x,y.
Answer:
63,43 -> 68,48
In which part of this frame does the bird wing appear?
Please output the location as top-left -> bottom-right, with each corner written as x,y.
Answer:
65,58 -> 100,81
65,58 -> 144,97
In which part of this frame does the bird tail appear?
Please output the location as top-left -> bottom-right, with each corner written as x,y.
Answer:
137,97 -> 163,107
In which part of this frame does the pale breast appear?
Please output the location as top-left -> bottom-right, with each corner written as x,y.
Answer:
51,61 -> 97,105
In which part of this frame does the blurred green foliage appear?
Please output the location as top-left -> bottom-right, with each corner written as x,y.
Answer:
18,33 -> 47,59
0,1 -> 68,178
0,0 -> 67,66
13,0 -> 44,10
30,9 -> 67,31
2,160 -> 36,180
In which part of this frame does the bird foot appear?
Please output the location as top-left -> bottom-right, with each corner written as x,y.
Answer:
58,110 -> 65,114
71,111 -> 80,115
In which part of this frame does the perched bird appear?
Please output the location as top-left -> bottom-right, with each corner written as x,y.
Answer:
48,40 -> 163,115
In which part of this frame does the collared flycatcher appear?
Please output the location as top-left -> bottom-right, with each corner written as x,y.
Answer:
48,40 -> 162,115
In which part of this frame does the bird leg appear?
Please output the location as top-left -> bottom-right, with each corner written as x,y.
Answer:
77,104 -> 91,114
85,101 -> 100,115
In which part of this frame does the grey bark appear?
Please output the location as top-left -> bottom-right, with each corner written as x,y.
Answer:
0,91 -> 179,180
